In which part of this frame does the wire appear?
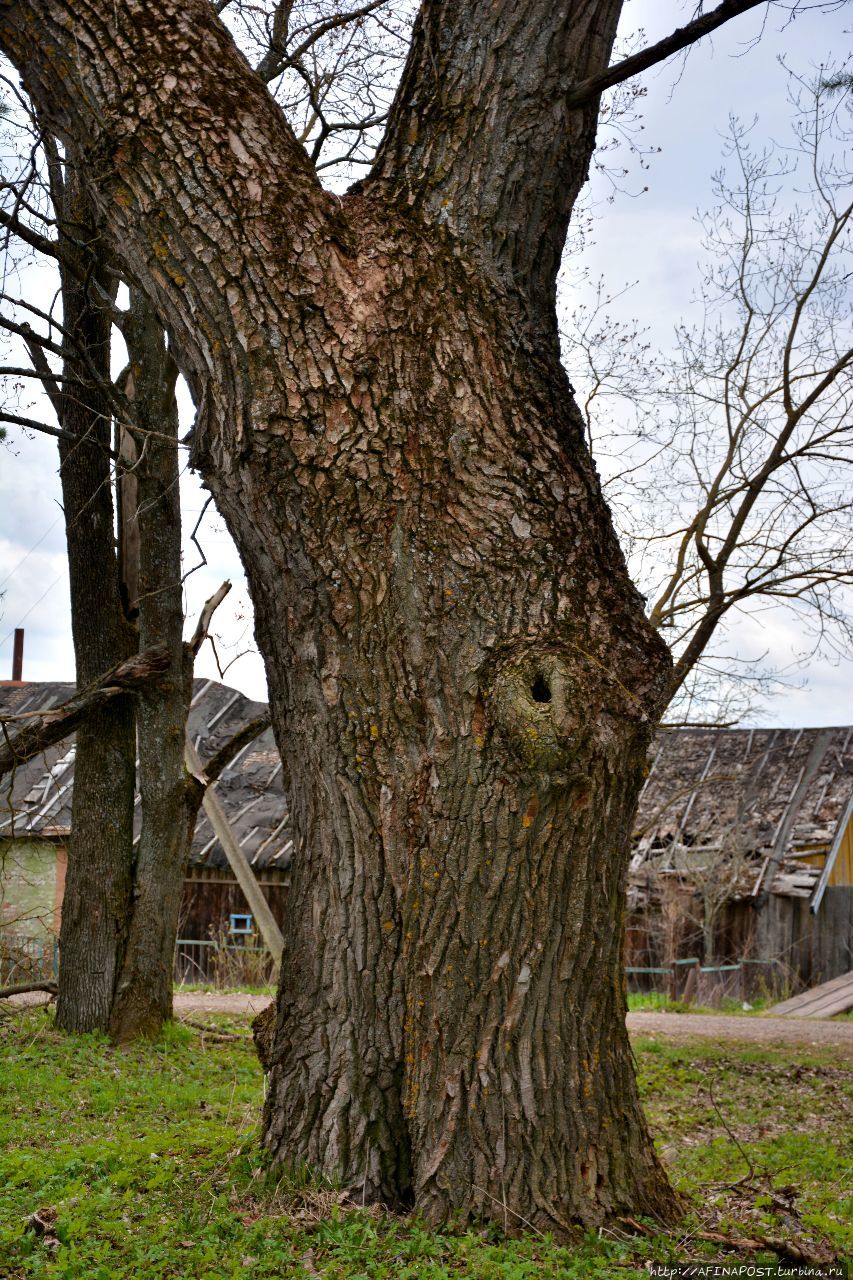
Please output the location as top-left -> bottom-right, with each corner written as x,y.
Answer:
0,570 -> 64,647
0,511 -> 63,592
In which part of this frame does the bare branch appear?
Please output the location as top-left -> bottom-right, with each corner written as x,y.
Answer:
202,712 -> 272,785
0,645 -> 170,781
187,580 -> 232,657
0,980 -> 58,999
0,409 -> 77,444
565,1 -> 768,110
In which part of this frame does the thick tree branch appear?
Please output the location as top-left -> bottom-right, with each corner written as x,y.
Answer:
0,645 -> 169,780
565,0 -> 768,109
0,0 -> 342,454
187,580 -> 232,657
0,206 -> 62,260
0,312 -> 63,356
367,0 -> 622,323
0,980 -> 58,999
22,329 -> 64,419
368,0 -> 777,324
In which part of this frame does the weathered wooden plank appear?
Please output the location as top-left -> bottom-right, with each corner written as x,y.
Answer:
185,734 -> 284,963
774,969 -> 852,1007
772,968 -> 853,1017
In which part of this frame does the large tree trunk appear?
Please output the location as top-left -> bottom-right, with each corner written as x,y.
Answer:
202,201 -> 679,1228
108,290 -> 196,1042
52,166 -> 137,1034
4,0 -> 781,1230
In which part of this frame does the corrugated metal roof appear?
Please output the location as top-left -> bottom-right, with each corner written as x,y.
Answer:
0,679 -> 291,872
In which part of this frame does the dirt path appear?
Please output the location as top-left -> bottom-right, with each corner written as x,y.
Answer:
7,990 -> 852,1049
627,1010 -> 853,1049
170,994 -> 853,1050
173,991 -> 273,1017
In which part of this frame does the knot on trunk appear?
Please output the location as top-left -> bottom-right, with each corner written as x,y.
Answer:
489,654 -> 582,775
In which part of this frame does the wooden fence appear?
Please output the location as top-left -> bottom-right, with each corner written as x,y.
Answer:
625,957 -> 783,1005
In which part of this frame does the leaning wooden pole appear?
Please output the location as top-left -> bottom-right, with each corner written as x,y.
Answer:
184,733 -> 284,962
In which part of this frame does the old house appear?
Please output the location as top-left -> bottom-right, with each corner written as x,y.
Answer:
631,726 -> 853,992
5,671 -> 851,997
0,678 -> 292,964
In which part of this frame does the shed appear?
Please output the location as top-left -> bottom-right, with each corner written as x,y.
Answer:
0,677 -> 292,947
630,726 -> 853,988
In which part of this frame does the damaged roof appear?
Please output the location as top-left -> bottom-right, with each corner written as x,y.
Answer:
633,725 -> 853,902
637,726 -> 853,854
0,678 -> 292,873
4,682 -> 851,899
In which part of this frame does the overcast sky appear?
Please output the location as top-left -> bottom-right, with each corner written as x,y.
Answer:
0,1 -> 850,725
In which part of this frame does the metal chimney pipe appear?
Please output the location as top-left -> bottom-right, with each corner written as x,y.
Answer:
12,628 -> 23,681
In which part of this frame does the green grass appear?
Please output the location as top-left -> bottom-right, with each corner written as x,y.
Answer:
0,1009 -> 849,1278
627,991 -> 776,1014
174,982 -> 277,996
636,1037 -> 852,1254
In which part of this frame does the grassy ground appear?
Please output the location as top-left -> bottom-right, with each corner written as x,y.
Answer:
0,1008 -> 849,1279
627,991 -> 778,1014
174,983 -> 276,997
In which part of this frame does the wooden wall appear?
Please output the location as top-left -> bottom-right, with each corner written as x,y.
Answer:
179,871 -> 288,942
751,885 -> 853,988
829,811 -> 853,888
0,838 -> 63,937
628,885 -> 852,992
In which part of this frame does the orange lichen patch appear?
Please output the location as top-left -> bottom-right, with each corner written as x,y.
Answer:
522,792 -> 539,829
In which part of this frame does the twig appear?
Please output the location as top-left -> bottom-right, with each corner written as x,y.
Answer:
179,1016 -> 247,1043
693,1228 -> 826,1267
708,1075 -> 756,1184
182,494 -> 213,585
618,1217 -> 832,1269
471,1184 -> 545,1238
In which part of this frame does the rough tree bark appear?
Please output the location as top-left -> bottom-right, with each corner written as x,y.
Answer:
107,289 -> 196,1042
0,0 -> 773,1230
19,157 -> 213,1039
48,163 -> 138,1034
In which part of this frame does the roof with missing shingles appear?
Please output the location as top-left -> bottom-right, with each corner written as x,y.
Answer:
632,725 -> 853,902
636,725 -> 853,854
0,678 -> 291,873
5,687 -> 851,896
